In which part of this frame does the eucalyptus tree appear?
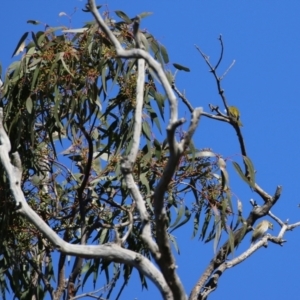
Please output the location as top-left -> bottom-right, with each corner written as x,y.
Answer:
0,1 -> 297,299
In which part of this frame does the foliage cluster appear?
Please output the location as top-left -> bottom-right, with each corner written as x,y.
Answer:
0,8 -> 230,299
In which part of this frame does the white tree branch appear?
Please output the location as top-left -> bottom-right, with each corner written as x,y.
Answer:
121,57 -> 159,254
0,108 -> 173,300
82,2 -> 202,299
196,234 -> 283,300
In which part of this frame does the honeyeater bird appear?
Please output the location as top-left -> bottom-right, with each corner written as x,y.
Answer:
251,220 -> 273,246
227,106 -> 243,127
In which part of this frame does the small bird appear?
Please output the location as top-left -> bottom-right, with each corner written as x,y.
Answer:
227,106 -> 243,127
251,220 -> 273,246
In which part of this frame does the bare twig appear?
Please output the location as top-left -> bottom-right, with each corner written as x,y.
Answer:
172,81 -> 194,113
219,60 -> 236,81
215,35 -> 224,70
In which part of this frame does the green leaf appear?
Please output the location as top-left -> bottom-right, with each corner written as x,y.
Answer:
232,161 -> 255,189
148,66 -> 161,84
169,234 -> 180,254
82,261 -> 94,287
213,215 -> 222,253
37,31 -> 46,45
165,70 -> 174,85
227,229 -> 235,257
204,224 -> 215,243
142,121 -> 152,140
58,52 -> 74,77
45,26 -> 68,34
236,223 -> 248,247
111,58 -> 123,89
192,211 -> 200,239
115,10 -> 132,24
12,32 -> 28,57
170,205 -> 185,228
25,97 -> 33,114
173,63 -> 190,72
153,138 -> 162,160
226,192 -> 233,215
30,63 -> 40,90
62,28 -> 88,33
81,261 -> 91,274
27,20 -> 40,25
140,172 -> 150,195
20,289 -> 30,300
139,32 -> 150,52
28,57 -> 42,69
82,5 -> 102,12
99,228 -> 109,244
138,12 -> 153,19
153,92 -> 165,120
218,157 -> 229,190
170,206 -> 191,233
160,43 -> 169,64
150,38 -> 163,65
201,211 -> 211,240
31,32 -> 42,51
10,61 -> 22,82
101,63 -> 108,95
243,155 -> 256,186
53,86 -> 64,133
147,107 -> 162,133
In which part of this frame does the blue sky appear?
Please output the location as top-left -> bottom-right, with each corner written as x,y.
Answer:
1,1 -> 300,299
